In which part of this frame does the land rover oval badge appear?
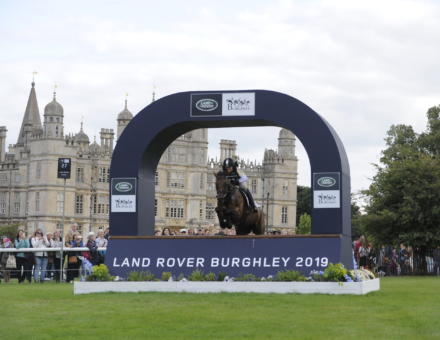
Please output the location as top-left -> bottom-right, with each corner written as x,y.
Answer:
115,182 -> 133,192
195,99 -> 218,112
317,177 -> 336,187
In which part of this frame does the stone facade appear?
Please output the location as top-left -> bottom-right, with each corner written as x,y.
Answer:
0,82 -> 298,235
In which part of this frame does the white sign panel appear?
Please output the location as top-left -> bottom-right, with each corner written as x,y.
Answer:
314,190 -> 340,209
111,195 -> 136,212
222,92 -> 255,116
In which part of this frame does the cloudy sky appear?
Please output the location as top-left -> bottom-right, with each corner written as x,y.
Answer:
1,0 -> 439,194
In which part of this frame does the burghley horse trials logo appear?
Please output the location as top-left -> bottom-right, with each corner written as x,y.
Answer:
317,177 -> 336,188
115,182 -> 133,193
226,97 -> 250,111
195,99 -> 218,112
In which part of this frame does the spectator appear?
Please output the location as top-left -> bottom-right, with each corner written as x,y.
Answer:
95,230 -> 108,265
433,246 -> 440,276
31,230 -> 50,283
398,244 -> 410,275
162,228 -> 171,236
104,227 -> 110,240
358,240 -> 369,269
51,230 -> 63,282
1,236 -> 14,283
64,223 -> 79,247
66,234 -> 83,283
154,229 -> 162,236
85,232 -> 99,265
14,229 -> 32,283
45,232 -> 55,280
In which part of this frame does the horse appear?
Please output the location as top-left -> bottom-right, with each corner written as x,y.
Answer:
214,171 -> 265,235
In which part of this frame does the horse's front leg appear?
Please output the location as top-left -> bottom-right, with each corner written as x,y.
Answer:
216,207 -> 230,229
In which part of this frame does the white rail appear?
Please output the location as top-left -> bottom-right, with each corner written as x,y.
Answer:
0,247 -> 107,252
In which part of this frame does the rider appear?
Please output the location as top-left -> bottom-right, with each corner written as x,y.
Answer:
222,158 -> 258,212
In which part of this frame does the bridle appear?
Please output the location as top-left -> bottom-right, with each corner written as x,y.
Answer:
216,176 -> 236,200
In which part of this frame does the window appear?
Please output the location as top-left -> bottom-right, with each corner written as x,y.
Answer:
155,171 -> 159,186
199,200 -> 204,220
13,192 -> 20,215
57,192 -> 64,214
165,200 -> 184,219
75,194 -> 83,214
167,172 -> 185,189
93,195 -> 108,214
281,206 -> 288,224
282,181 -> 289,195
205,202 -> 216,220
76,167 -> 84,183
0,173 -> 7,184
35,192 -> 40,212
98,167 -> 110,183
251,179 -> 257,194
155,199 -> 157,216
36,162 -> 41,179
0,192 -> 6,215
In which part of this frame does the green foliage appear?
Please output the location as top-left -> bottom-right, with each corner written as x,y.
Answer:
323,263 -> 348,282
296,186 -> 311,225
86,264 -> 114,282
0,224 -> 20,240
234,273 -> 260,282
274,270 -> 306,282
363,106 -> 440,249
204,272 -> 216,281
188,270 -> 205,281
296,213 -> 311,234
161,272 -> 172,281
217,272 -> 227,281
127,271 -> 156,281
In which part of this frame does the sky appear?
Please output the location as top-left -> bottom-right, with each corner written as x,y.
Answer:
1,0 -> 439,195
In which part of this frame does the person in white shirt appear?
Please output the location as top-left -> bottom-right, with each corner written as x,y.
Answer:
31,230 -> 50,283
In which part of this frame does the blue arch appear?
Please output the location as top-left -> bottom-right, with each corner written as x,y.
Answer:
110,90 -> 351,242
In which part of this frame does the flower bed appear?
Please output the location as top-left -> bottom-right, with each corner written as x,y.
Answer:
74,264 -> 380,295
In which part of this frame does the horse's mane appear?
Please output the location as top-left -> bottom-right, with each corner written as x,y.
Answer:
215,170 -> 224,177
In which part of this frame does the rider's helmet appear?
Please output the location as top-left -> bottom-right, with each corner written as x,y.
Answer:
222,158 -> 237,171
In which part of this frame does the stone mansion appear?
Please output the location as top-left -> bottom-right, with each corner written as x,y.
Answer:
0,82 -> 298,235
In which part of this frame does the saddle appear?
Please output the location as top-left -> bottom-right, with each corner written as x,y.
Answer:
238,188 -> 252,211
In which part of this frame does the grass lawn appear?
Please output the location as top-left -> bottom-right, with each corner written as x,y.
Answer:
1,277 -> 439,340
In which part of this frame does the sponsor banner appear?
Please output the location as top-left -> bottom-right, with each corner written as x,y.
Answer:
313,172 -> 340,209
190,92 -> 255,117
105,237 -> 341,277
222,92 -> 255,116
111,178 -> 137,212
314,190 -> 340,209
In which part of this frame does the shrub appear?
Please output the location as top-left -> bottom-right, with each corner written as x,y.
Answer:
323,263 -> 348,282
274,270 -> 306,282
87,264 -> 114,281
204,272 -> 216,281
161,272 -> 172,281
188,270 -> 205,281
217,272 -> 227,282
127,271 -> 156,281
235,273 -> 260,282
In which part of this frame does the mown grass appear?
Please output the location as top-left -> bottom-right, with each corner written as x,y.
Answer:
1,277 -> 439,340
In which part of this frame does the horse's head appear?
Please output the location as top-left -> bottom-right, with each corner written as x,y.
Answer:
215,171 -> 234,199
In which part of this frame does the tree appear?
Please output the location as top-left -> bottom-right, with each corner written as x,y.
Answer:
296,213 -> 311,234
296,186 -> 311,225
363,106 -> 440,250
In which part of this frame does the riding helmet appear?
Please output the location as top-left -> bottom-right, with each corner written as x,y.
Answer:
222,158 -> 236,171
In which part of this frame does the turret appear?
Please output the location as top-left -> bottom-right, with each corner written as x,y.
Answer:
0,126 -> 7,162
43,90 -> 64,139
116,98 -> 133,140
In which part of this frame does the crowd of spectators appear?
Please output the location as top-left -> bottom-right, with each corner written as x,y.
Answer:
0,223 -> 109,283
353,235 -> 440,276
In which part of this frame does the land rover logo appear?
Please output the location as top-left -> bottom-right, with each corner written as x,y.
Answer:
115,182 -> 133,192
317,177 -> 336,187
195,99 -> 218,111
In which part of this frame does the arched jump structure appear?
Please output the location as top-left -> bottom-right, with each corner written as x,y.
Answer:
106,90 -> 352,277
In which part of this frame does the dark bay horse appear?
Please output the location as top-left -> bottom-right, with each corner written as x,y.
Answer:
214,171 -> 265,235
